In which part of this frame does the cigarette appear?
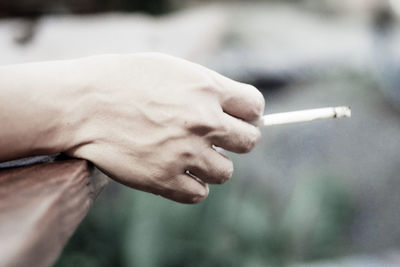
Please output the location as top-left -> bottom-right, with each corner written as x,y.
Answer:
259,106 -> 351,127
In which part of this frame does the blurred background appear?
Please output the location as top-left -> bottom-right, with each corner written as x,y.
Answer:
1,0 -> 400,266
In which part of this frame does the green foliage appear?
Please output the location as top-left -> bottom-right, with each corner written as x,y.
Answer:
281,174 -> 354,261
123,179 -> 281,267
54,185 -> 131,267
56,172 -> 354,267
121,173 -> 353,266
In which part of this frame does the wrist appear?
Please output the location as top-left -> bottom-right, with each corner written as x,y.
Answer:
0,59 -> 91,161
47,58 -> 98,156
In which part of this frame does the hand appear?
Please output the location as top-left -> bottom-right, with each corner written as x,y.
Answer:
65,53 -> 265,203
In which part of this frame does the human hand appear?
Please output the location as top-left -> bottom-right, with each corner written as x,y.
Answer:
66,53 -> 264,203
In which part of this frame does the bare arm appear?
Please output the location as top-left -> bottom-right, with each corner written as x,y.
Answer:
0,53 -> 265,203
0,59 -> 84,161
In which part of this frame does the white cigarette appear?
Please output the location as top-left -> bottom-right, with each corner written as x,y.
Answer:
260,106 -> 351,127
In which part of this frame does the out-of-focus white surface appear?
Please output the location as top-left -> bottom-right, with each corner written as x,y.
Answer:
209,3 -> 400,79
0,5 -> 227,65
2,2 -> 400,72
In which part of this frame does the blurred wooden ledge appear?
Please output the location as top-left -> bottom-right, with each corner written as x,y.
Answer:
0,158 -> 109,267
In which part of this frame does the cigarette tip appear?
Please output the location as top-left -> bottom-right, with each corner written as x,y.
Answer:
334,106 -> 351,118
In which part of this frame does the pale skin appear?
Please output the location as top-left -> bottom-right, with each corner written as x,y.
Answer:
0,53 -> 264,204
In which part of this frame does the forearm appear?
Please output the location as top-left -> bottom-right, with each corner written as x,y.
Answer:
0,60 -> 84,162
0,53 -> 264,203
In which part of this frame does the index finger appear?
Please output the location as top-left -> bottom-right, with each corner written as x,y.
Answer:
213,73 -> 265,122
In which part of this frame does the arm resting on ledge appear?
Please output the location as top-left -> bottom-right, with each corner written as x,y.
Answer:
0,159 -> 108,267
0,53 -> 264,204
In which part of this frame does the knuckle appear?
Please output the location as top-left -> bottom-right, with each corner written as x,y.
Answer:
249,128 -> 261,149
180,149 -> 195,160
254,89 -> 265,114
162,183 -> 209,204
188,186 -> 209,204
218,161 -> 234,184
188,123 -> 216,136
187,110 -> 220,136
247,85 -> 265,120
239,143 -> 252,153
198,75 -> 219,94
241,128 -> 261,153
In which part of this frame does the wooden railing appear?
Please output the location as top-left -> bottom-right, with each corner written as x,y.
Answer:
0,157 -> 109,267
